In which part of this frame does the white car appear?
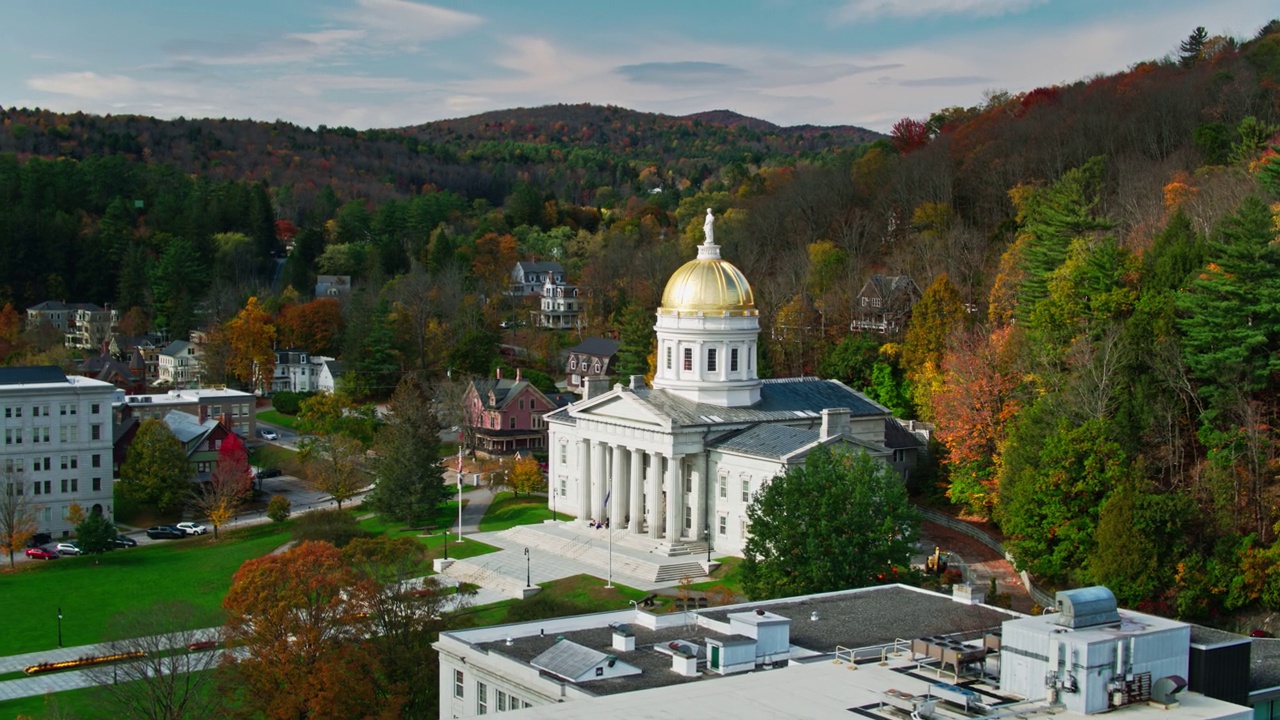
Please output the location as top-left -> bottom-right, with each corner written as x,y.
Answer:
259,429 -> 279,441
175,522 -> 208,536
54,542 -> 81,556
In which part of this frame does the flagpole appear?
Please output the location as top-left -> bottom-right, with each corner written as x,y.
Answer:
603,488 -> 614,589
456,446 -> 463,544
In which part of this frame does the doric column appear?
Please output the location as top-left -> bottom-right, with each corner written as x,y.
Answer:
689,455 -> 703,541
577,438 -> 591,521
665,454 -> 683,542
610,444 -> 627,527
590,440 -> 606,523
648,452 -> 664,540
629,448 -> 645,534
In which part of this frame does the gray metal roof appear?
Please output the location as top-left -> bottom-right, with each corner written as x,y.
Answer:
632,377 -> 884,426
569,337 -> 619,357
159,340 -> 190,357
708,424 -> 818,459
162,410 -> 218,446
530,639 -> 608,682
517,261 -> 564,273
884,418 -> 927,450
0,366 -> 70,386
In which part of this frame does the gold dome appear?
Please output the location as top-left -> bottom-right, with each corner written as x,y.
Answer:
660,242 -> 755,313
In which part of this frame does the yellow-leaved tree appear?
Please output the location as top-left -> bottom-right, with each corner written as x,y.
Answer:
226,296 -> 277,394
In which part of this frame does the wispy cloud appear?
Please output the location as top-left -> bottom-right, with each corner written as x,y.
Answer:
339,0 -> 483,45
834,0 -> 1045,23
616,61 -> 749,86
897,74 -> 989,87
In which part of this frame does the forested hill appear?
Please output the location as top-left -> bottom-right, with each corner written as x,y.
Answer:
0,103 -> 879,208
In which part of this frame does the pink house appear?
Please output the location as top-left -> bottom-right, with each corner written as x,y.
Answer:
462,369 -> 559,454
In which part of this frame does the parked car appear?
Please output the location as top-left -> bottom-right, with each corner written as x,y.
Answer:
259,429 -> 279,441
146,526 -> 186,540
24,532 -> 52,549
176,522 -> 208,536
113,535 -> 138,548
25,547 -> 59,560
54,542 -> 81,556
255,467 -> 282,480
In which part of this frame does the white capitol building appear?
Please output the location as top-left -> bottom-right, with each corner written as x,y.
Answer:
545,211 -> 923,557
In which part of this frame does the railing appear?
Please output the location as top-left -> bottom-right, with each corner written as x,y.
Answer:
915,505 -> 1056,609
834,639 -> 913,666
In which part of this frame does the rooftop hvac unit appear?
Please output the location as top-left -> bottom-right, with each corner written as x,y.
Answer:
1054,586 -> 1120,629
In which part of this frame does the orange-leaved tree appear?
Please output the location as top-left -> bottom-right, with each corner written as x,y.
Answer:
277,297 -> 344,356
195,432 -> 253,540
220,541 -> 399,720
508,454 -> 544,497
931,325 -> 1023,518
225,296 -> 276,394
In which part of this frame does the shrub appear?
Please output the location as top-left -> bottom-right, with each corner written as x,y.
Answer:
292,508 -> 371,548
271,391 -> 316,416
266,495 -> 291,523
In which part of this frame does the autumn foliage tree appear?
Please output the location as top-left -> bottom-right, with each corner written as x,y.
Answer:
931,326 -> 1023,517
890,117 -> 930,155
120,419 -> 194,512
0,469 -> 39,569
508,453 -> 544,496
220,541 -> 398,720
277,297 -> 344,356
225,296 -> 277,393
195,432 -> 253,539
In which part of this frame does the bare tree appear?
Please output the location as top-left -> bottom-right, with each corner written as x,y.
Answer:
0,468 -> 38,569
84,601 -> 224,720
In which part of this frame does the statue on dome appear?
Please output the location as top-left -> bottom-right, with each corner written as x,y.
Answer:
703,208 -> 715,245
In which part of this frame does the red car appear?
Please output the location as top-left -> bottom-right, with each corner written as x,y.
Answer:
25,547 -> 60,560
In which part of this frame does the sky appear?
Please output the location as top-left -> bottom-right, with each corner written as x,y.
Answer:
0,0 -> 1274,133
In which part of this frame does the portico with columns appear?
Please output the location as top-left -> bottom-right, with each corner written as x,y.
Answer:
545,211 -> 898,558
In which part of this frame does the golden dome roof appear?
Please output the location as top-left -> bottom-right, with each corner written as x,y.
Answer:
659,241 -> 755,313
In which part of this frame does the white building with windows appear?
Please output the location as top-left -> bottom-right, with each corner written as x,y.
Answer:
545,215 -> 897,557
0,367 -> 117,537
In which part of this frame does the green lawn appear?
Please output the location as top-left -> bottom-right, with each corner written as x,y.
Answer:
0,521 -> 294,656
255,409 -> 298,430
249,443 -> 297,471
0,684 -> 111,719
357,509 -> 500,566
452,574 -> 652,626
688,556 -> 744,595
478,492 -> 572,531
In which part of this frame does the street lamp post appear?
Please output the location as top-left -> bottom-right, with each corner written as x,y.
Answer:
705,528 -> 711,564
442,529 -> 449,560
524,547 -> 531,588
57,607 -> 63,648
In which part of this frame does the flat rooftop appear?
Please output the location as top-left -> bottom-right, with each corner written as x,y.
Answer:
507,653 -> 1250,720
461,585 -> 1019,697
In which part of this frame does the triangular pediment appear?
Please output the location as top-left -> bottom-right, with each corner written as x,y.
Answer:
571,391 -> 670,428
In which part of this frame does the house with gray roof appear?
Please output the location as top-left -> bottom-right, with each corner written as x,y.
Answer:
510,261 -> 565,296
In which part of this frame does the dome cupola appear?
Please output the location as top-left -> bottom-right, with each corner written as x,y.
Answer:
651,210 -> 761,407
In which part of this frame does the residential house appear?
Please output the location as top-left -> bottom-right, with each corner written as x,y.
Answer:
884,417 -> 930,480
463,368 -> 561,454
564,337 -> 619,393
510,261 -> 565,297
76,350 -> 146,395
26,301 -> 119,350
109,335 -> 162,386
851,275 -> 922,334
315,275 -> 352,299
270,349 -> 342,394
162,410 -> 235,482
0,366 -> 116,537
536,275 -> 584,330
156,340 -> 201,388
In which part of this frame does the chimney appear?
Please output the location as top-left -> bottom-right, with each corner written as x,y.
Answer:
611,624 -> 635,652
820,408 -> 850,441
496,367 -> 502,380
583,376 -> 610,400
629,374 -> 646,390
516,368 -> 522,382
